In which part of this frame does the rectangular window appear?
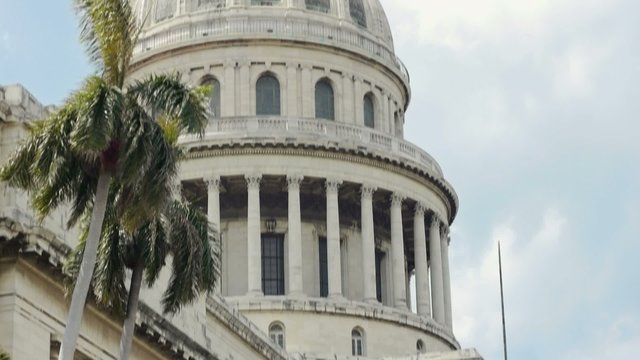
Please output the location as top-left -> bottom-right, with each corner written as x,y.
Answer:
375,250 -> 384,303
262,234 -> 285,295
318,236 -> 328,297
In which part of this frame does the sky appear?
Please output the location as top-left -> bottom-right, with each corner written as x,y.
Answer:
1,1 -> 639,359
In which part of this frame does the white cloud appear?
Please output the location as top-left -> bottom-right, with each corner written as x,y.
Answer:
552,45 -> 610,99
1,31 -> 9,52
450,207 -> 600,357
559,315 -> 640,360
381,0 -> 613,51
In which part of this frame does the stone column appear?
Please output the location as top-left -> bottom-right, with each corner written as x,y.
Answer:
361,184 -> 377,303
287,174 -> 304,297
205,176 -> 222,294
414,203 -> 431,317
390,193 -> 407,309
326,179 -> 343,298
245,174 -> 263,296
442,228 -> 453,330
429,215 -> 445,324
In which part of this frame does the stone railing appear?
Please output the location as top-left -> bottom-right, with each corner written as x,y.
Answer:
133,14 -> 410,84
179,116 -> 443,177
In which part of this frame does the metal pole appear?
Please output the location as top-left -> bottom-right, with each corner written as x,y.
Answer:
499,242 -> 508,360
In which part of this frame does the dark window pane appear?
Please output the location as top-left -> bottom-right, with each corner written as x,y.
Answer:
305,0 -> 330,13
349,0 -> 367,27
256,74 -> 281,115
262,234 -> 285,295
375,250 -> 384,303
315,80 -> 335,120
364,93 -> 375,128
203,78 -> 221,118
318,237 -> 328,297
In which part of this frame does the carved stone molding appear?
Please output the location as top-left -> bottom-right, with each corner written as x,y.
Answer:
430,214 -> 441,229
244,174 -> 262,190
414,202 -> 427,216
325,178 -> 343,193
204,175 -> 222,192
391,193 -> 405,207
286,174 -> 304,191
360,184 -> 377,199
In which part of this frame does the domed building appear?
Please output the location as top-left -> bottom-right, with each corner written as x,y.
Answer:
0,1 -> 483,359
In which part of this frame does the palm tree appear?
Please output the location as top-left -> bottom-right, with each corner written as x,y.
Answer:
0,1 -> 209,359
67,196 -> 219,360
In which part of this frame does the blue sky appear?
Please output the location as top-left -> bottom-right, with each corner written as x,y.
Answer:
1,1 -> 639,359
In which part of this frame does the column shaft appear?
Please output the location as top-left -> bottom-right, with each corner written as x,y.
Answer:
429,216 -> 446,324
287,175 -> 304,296
414,204 -> 431,317
206,176 -> 222,294
326,179 -> 343,298
361,185 -> 377,303
442,231 -> 453,329
246,174 -> 262,296
390,193 -> 407,309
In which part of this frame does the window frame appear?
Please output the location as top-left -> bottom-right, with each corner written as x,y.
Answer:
201,76 -> 221,118
315,78 -> 335,120
363,92 -> 375,128
256,73 -> 282,116
351,328 -> 365,356
269,322 -> 286,349
261,233 -> 285,295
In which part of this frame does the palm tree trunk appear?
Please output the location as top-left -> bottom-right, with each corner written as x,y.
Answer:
58,171 -> 111,360
119,259 -> 144,360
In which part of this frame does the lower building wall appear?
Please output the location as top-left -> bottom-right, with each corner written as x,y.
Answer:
244,310 -> 454,358
0,258 -> 167,360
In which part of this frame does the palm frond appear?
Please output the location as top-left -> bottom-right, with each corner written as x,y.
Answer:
74,0 -> 138,86
162,201 -> 219,314
127,74 -> 210,136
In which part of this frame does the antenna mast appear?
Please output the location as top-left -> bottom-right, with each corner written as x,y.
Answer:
499,242 -> 508,360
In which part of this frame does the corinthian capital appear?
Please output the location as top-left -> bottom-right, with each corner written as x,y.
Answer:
245,174 -> 262,190
414,202 -> 427,216
360,184 -> 377,199
430,213 -> 442,229
204,175 -> 222,192
325,178 -> 343,193
286,174 -> 304,190
391,193 -> 405,207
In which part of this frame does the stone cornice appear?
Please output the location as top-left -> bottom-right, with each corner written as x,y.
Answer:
185,144 -> 459,224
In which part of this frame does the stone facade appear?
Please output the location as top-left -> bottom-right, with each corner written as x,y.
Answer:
0,1 -> 483,359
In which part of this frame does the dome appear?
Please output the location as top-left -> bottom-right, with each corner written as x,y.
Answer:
132,0 -> 408,84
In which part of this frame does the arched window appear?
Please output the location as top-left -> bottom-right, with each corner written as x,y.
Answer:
349,0 -> 367,27
251,0 -> 281,5
202,77 -> 221,118
351,328 -> 365,356
417,339 -> 426,353
192,0 -> 226,10
363,93 -> 375,128
256,74 -> 281,115
305,0 -> 330,13
315,79 -> 335,120
269,322 -> 285,348
155,0 -> 176,22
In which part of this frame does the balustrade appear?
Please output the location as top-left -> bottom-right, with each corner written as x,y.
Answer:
134,15 -> 410,83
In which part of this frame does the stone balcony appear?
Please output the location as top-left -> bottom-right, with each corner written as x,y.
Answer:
179,116 -> 444,178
